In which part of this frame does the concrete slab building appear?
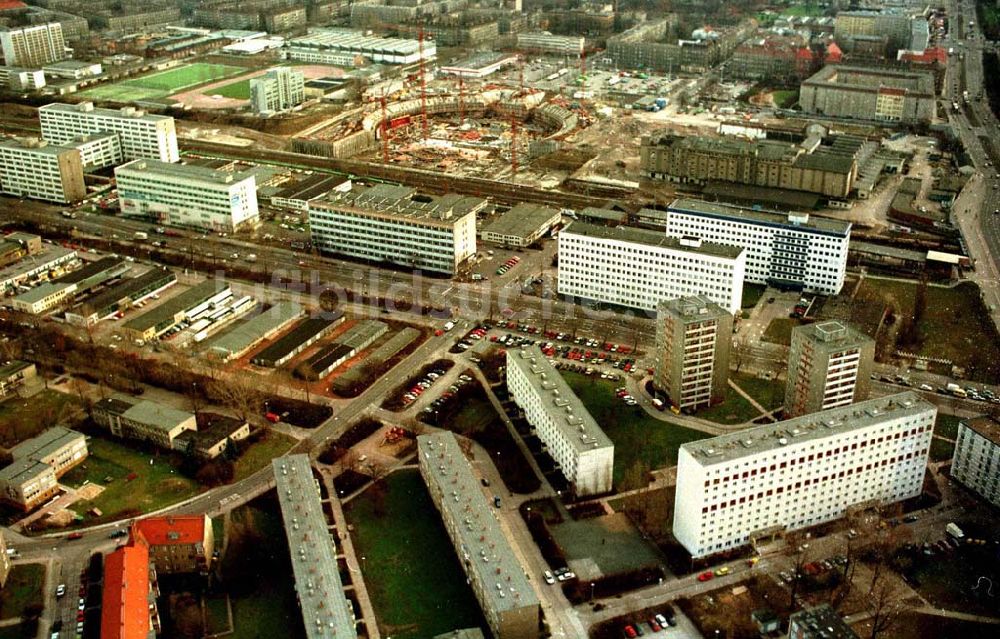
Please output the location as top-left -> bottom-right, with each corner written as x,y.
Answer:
655,296 -> 733,411
785,321 -> 875,418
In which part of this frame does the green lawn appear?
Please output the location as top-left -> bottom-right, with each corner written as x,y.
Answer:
782,3 -> 827,17
207,79 -> 251,100
741,283 -> 767,309
61,437 -> 201,522
344,470 -> 485,639
930,437 -> 955,463
762,317 -> 802,346
233,431 -> 296,482
562,372 -> 709,486
695,390 -> 760,425
732,372 -> 785,411
80,62 -> 244,102
771,89 -> 799,108
204,595 -> 231,635
0,563 -> 44,620
0,390 -> 79,448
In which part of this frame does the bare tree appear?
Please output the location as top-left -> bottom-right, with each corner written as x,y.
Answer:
209,373 -> 264,424
68,376 -> 96,418
785,532 -> 812,609
732,334 -> 751,374
866,570 -> 909,639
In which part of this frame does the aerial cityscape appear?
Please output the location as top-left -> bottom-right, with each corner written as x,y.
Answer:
0,1 -> 999,638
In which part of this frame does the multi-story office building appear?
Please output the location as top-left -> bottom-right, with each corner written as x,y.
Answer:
115,160 -> 260,232
39,102 -> 179,163
640,133 -> 869,199
788,604 -> 859,639
674,392 -> 935,558
309,184 -> 484,275
418,433 -> 540,639
135,515 -> 215,575
0,137 -> 86,204
250,67 -> 305,114
557,221 -> 745,314
786,321 -> 875,418
273,455 -> 358,639
100,535 -> 161,639
516,33 -> 584,57
9,426 -> 88,477
507,346 -> 614,496
799,66 -> 936,124
0,23 -> 67,68
663,199 -> 851,295
93,396 -> 197,449
951,416 -> 1000,508
834,10 -> 912,51
655,297 -> 733,411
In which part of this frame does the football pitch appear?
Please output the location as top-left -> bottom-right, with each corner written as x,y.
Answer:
80,62 -> 244,102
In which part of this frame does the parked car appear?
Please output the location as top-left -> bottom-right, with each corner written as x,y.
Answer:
697,571 -> 714,582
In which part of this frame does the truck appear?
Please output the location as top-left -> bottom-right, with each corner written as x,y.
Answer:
134,231 -> 148,241
946,383 -> 967,398
946,522 -> 965,540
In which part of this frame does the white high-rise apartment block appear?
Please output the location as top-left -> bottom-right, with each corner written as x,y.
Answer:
70,133 -> 123,170
663,199 -> 851,295
674,391 -> 935,558
951,416 -> 1000,508
308,184 -> 484,275
507,346 -> 614,496
1,24 -> 67,68
115,160 -> 259,233
39,102 -> 179,164
250,67 -> 305,114
0,137 -> 86,204
558,221 -> 745,314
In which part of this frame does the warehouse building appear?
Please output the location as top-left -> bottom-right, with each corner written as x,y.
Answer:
309,184 -> 485,275
285,28 -> 435,65
0,245 -> 76,294
799,66 -> 936,124
663,199 -> 851,295
250,312 -> 345,368
439,53 -> 519,79
39,102 -> 179,164
785,321 -> 875,418
950,416 -> 1000,509
507,347 -> 614,496
655,297 -> 733,412
557,221 -> 745,314
418,432 -> 540,639
273,455 -> 358,639
674,392 -> 935,558
123,280 -> 231,342
207,301 -> 304,361
0,137 -> 87,204
65,267 -> 177,327
296,320 -> 388,380
480,203 -> 560,248
10,256 -> 129,314
116,160 -> 260,233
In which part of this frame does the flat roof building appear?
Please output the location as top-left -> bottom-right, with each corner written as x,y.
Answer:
273,455 -> 358,639
286,28 -> 435,65
557,221 -> 745,314
115,159 -> 259,233
674,392 -> 935,558
655,296 -> 733,411
788,604 -> 859,639
664,198 -> 852,295
65,267 -> 177,327
0,137 -> 86,204
418,432 -> 540,639
122,280 -> 231,342
207,301 -> 304,361
786,321 -> 875,418
250,66 -> 305,115
8,425 -> 88,477
799,65 -> 936,123
507,346 -> 613,496
0,245 -> 77,294
440,53 -> 519,79
176,413 -> 251,460
250,312 -> 344,368
93,396 -> 197,450
951,416 -> 1000,509
0,360 -> 36,398
481,204 -> 561,248
0,458 -> 57,511
1,23 -> 67,68
39,102 -> 179,164
309,184 -> 485,275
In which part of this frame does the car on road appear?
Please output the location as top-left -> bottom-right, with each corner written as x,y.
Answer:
715,566 -> 730,576
543,570 -> 555,585
77,599 -> 85,611
623,625 -> 637,638
55,584 -> 66,598
697,570 -> 714,582
76,622 -> 83,636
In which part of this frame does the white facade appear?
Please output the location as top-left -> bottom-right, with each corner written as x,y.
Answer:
39,102 -> 179,164
517,33 -> 585,57
70,133 -> 123,170
309,185 -> 482,275
250,67 -> 305,114
285,29 -> 436,65
0,23 -> 67,68
0,138 -> 85,204
674,392 -> 935,558
0,67 -> 46,90
507,346 -> 614,496
664,199 -> 851,295
115,160 -> 259,233
43,60 -> 103,79
951,417 -> 1000,508
558,221 -> 745,314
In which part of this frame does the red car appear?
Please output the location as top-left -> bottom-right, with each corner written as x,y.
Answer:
697,571 -> 714,582
623,625 -> 637,638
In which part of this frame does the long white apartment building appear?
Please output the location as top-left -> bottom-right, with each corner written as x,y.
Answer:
507,346 -> 614,496
39,102 -> 179,164
558,221 -> 745,314
674,391 -> 935,558
0,137 -> 86,204
662,199 -> 851,294
1,24 -> 67,68
418,432 -> 540,639
308,184 -> 484,275
115,160 -> 259,233
950,416 -> 1000,508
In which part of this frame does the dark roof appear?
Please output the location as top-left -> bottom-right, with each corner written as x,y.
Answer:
303,343 -> 352,373
95,397 -> 136,416
251,313 -> 343,365
54,257 -> 125,285
75,268 -> 175,316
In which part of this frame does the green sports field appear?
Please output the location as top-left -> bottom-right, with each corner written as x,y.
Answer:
80,62 -> 244,102
207,79 -> 252,100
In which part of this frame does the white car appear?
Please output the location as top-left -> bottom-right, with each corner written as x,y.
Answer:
543,570 -> 555,585
55,584 -> 66,597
